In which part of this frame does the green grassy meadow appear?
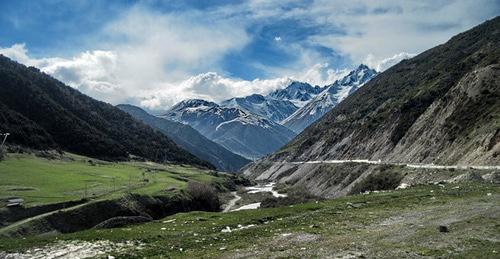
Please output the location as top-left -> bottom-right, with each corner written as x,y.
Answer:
0,153 -> 217,207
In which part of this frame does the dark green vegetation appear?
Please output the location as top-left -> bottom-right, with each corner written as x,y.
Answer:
269,16 -> 500,165
117,104 -> 250,172
0,56 -> 211,167
261,185 -> 321,208
349,168 -> 404,194
0,182 -> 497,258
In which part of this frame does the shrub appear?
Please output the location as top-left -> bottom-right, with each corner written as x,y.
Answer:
186,181 -> 220,211
261,185 -> 321,208
350,170 -> 403,194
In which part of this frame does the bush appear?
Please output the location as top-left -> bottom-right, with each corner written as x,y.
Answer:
0,147 -> 4,161
261,185 -> 321,208
350,170 -> 403,194
186,181 -> 220,211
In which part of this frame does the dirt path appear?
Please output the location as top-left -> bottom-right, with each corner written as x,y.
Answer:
0,201 -> 92,236
288,160 -> 500,170
222,192 -> 241,213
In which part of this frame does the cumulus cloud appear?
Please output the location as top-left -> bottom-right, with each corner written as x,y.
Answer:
0,6 -> 252,109
0,43 -> 294,111
0,43 -> 32,65
0,44 -> 125,103
296,63 -> 349,86
363,52 -> 416,72
139,72 -> 292,110
103,6 -> 250,83
306,0 -> 499,66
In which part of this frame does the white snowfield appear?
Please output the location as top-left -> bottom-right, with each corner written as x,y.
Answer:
286,160 -> 500,170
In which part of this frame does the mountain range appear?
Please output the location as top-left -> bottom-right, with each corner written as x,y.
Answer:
161,66 -> 377,160
117,104 -> 250,172
161,99 -> 296,159
243,16 -> 500,192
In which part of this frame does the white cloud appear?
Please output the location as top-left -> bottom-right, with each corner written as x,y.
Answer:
0,6 -> 251,108
0,43 -> 294,110
0,43 -> 32,65
103,6 -> 250,83
363,52 -> 416,72
274,36 -> 282,41
296,63 -> 349,86
139,72 -> 293,110
306,0 -> 498,66
0,44 -> 125,103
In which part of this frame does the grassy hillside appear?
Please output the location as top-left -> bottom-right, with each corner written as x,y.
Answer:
0,152 -> 218,208
0,55 -> 211,168
0,182 -> 497,258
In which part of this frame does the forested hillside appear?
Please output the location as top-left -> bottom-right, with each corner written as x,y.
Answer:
0,55 -> 212,168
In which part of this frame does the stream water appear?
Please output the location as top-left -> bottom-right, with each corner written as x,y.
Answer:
224,182 -> 287,212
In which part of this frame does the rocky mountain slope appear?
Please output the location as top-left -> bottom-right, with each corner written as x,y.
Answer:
221,94 -> 298,123
161,99 -> 296,159
283,64 -> 377,133
243,17 -> 500,190
117,104 -> 250,172
0,55 -> 212,168
267,81 -> 323,108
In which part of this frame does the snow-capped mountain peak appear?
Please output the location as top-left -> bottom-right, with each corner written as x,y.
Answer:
283,65 -> 378,133
267,81 -> 323,107
221,93 -> 298,123
336,64 -> 377,87
169,99 -> 217,111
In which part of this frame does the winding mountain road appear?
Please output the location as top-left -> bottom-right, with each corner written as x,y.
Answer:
286,159 -> 500,170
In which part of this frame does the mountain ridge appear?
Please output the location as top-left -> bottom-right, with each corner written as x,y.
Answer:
117,104 -> 250,172
161,99 -> 296,159
283,64 -> 378,133
221,94 -> 298,123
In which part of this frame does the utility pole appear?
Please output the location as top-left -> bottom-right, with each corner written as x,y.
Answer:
0,133 -> 10,149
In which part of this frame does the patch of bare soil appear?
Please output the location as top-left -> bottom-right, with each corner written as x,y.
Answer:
0,240 -> 142,259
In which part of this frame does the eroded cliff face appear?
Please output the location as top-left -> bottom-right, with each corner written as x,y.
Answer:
385,65 -> 499,165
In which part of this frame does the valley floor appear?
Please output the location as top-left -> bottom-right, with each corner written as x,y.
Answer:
0,182 -> 498,258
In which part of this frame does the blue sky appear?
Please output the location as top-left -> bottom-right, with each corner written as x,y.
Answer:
0,0 -> 499,110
